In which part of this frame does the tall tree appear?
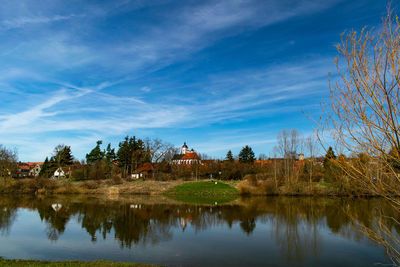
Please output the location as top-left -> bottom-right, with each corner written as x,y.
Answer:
105,143 -> 117,163
53,145 -> 73,167
86,141 -> 105,164
276,129 -> 302,180
117,136 -> 147,176
226,150 -> 234,162
0,145 -> 17,178
323,146 -> 336,167
144,138 -> 175,163
317,8 -> 400,263
40,156 -> 58,178
238,146 -> 255,163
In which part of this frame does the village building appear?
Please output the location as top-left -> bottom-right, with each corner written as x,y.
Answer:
16,163 -> 30,177
27,162 -> 44,177
52,167 -> 66,179
172,142 -> 201,165
131,163 -> 153,179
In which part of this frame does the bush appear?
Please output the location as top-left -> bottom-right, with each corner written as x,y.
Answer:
82,180 -> 101,189
260,179 -> 277,195
244,174 -> 258,186
112,175 -> 123,185
238,178 -> 277,195
71,168 -> 86,181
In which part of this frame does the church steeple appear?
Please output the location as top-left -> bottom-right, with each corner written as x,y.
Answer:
181,142 -> 188,154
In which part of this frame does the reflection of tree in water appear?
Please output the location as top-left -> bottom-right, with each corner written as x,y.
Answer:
267,197 -> 324,264
0,206 -> 17,235
36,203 -> 71,241
240,218 -> 256,235
0,195 -> 399,265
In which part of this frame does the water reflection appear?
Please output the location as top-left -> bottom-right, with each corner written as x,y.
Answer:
0,195 -> 397,266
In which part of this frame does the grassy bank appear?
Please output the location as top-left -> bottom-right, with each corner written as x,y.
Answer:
0,258 -> 153,266
0,176 -> 380,197
0,178 -> 186,196
237,177 -> 379,197
166,181 -> 239,204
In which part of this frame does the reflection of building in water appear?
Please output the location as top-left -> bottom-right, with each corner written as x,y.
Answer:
179,214 -> 193,232
51,203 -> 62,212
180,217 -> 187,231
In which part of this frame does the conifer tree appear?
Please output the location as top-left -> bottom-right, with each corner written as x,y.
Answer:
53,145 -> 73,167
323,146 -> 336,167
86,141 -> 105,164
105,143 -> 117,163
226,150 -> 234,162
39,157 -> 49,177
239,146 -> 255,163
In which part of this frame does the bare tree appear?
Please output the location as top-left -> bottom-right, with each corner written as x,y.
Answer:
305,135 -> 319,185
0,145 -> 17,179
318,8 -> 400,197
317,8 -> 400,264
277,129 -> 301,182
144,138 -> 177,179
144,138 -> 176,163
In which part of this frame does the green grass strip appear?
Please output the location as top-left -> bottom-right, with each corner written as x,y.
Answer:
166,181 -> 239,204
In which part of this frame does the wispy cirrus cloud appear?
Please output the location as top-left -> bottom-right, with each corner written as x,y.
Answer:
1,14 -> 82,29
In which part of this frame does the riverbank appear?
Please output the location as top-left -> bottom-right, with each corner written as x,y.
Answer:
0,177 -> 377,197
0,178 -> 189,195
0,258 -> 154,266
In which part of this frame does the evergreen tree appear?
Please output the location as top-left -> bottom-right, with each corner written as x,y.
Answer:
40,156 -> 58,178
53,145 -> 74,167
86,141 -> 105,164
117,136 -> 147,176
144,146 -> 152,163
323,146 -> 337,167
226,150 -> 234,162
239,146 -> 255,163
39,157 -> 49,177
105,143 -> 117,163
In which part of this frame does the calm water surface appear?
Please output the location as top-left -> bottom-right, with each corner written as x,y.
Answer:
0,195 -> 396,266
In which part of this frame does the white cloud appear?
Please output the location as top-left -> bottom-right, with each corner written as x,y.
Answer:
1,14 -> 81,29
140,86 -> 151,92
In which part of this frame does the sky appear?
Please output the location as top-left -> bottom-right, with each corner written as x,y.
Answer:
0,0 -> 395,161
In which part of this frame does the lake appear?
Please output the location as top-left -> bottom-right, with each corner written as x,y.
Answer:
0,195 -> 396,266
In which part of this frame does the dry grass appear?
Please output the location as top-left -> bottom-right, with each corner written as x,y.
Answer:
238,177 -> 278,195
238,177 -> 339,196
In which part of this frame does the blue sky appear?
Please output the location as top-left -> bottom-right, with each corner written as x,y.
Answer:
0,0 -> 394,161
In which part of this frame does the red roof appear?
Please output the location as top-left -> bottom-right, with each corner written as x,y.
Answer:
181,151 -> 200,160
255,160 -> 272,164
18,163 -> 30,170
135,162 -> 153,173
26,162 -> 44,167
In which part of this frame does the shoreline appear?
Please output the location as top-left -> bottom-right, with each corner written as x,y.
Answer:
0,178 -> 386,198
0,258 -> 155,266
0,178 -> 388,199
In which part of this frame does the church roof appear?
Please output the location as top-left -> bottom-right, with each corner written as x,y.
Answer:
182,142 -> 188,148
172,154 -> 184,160
182,151 -> 200,160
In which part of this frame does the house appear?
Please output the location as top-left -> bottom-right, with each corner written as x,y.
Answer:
131,163 -> 153,179
52,167 -> 66,179
27,162 -> 44,177
16,162 -> 30,177
172,142 -> 201,165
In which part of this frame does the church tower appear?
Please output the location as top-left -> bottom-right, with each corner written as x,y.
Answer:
181,142 -> 188,154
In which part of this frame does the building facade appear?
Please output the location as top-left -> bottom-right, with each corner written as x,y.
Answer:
172,142 -> 201,165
